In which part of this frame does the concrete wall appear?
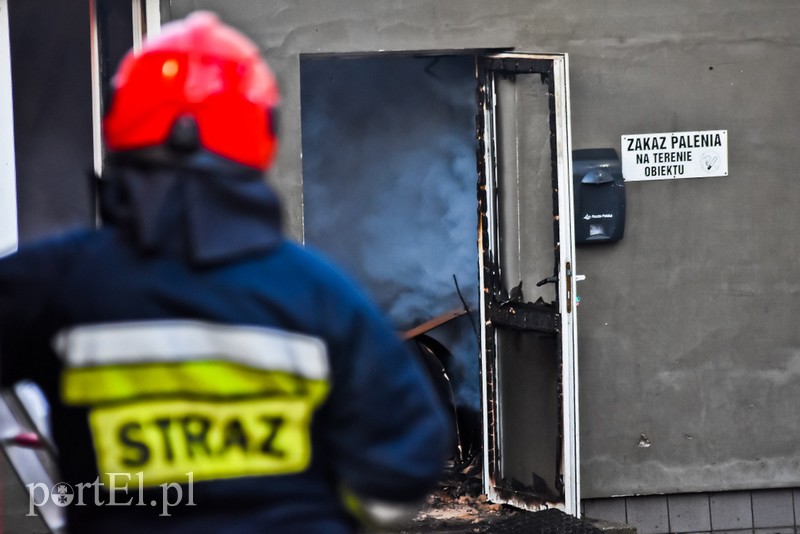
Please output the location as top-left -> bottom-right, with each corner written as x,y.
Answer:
169,0 -> 800,499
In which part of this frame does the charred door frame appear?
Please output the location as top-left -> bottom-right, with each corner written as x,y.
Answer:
477,53 -> 580,515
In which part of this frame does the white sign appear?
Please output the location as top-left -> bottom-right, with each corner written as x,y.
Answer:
621,130 -> 728,181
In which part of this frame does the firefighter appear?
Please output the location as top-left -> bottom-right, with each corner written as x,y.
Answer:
0,11 -> 450,533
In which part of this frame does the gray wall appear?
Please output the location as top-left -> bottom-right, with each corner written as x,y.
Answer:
170,0 -> 800,499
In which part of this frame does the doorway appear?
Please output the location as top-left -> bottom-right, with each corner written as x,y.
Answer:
299,52 -> 579,515
300,54 -> 482,414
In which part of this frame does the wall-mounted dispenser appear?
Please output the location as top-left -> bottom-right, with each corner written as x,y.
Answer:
572,148 -> 626,244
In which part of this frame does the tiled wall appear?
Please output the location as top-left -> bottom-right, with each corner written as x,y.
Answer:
582,489 -> 800,533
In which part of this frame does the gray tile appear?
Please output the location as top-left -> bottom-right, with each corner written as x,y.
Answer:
583,497 -> 628,525
626,495 -> 669,534
710,491 -> 754,531
669,493 -> 711,533
754,528 -> 795,534
752,490 -> 795,529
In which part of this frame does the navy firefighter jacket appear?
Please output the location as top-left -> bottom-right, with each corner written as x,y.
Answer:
0,163 -> 451,533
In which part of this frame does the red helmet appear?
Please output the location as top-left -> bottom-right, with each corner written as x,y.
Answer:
103,11 -> 279,171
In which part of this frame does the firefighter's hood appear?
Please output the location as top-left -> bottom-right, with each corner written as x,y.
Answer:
99,163 -> 283,265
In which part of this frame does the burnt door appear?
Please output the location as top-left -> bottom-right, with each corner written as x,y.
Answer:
477,53 -> 580,515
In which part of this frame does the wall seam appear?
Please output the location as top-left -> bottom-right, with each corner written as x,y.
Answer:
708,493 -> 714,533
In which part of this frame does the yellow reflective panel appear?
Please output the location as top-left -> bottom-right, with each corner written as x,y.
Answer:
89,393 -> 328,487
62,362 -> 327,404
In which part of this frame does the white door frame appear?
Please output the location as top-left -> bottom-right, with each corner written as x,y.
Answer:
90,0 -> 161,177
0,0 -> 17,256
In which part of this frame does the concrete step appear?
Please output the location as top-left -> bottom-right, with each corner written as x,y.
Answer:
585,517 -> 638,533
